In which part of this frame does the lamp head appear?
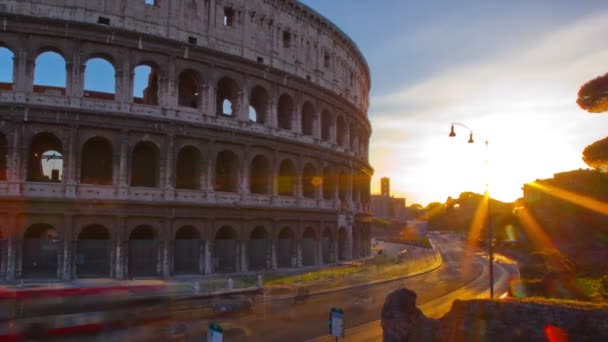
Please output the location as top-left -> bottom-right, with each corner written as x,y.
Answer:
468,132 -> 474,144
449,125 -> 456,137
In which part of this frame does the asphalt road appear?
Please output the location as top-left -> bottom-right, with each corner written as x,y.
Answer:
173,233 -> 500,341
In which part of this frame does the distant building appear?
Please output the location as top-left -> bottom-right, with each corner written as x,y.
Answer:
381,177 -> 390,197
371,178 -> 407,222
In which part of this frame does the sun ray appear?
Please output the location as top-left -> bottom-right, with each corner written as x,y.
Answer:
462,192 -> 488,278
527,182 -> 608,216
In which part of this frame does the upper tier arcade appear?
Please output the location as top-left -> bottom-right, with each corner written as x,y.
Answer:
1,0 -> 371,113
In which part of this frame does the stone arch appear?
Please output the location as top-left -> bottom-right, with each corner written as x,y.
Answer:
33,50 -> 67,95
80,136 -> 113,185
336,115 -> 346,146
302,226 -> 317,266
215,149 -> 239,192
301,101 -> 315,136
277,94 -> 294,130
302,163 -> 317,198
216,77 -> 240,116
84,57 -> 116,100
322,166 -> 336,200
130,141 -> 159,187
128,225 -> 158,277
175,145 -> 202,190
248,226 -> 269,271
214,226 -> 237,273
27,132 -> 64,182
250,154 -> 272,195
0,133 -> 7,181
133,63 -> 159,105
278,159 -> 297,196
338,226 -> 348,261
321,110 -> 332,141
22,223 -> 60,278
178,69 -> 202,108
174,226 -> 200,274
76,224 -> 111,278
249,85 -> 269,123
0,47 -> 14,90
277,226 -> 295,268
322,227 -> 333,264
350,124 -> 359,152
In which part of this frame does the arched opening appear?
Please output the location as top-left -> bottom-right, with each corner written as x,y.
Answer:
338,227 -> 348,261
277,227 -> 294,268
336,116 -> 346,146
338,171 -> 348,202
277,94 -> 294,130
80,137 -> 113,185
178,69 -> 201,108
84,57 -> 115,100
278,159 -> 297,196
174,226 -> 200,274
322,167 -> 336,200
322,228 -> 332,264
215,150 -> 238,192
216,77 -> 239,116
352,226 -> 361,259
22,224 -> 59,278
129,225 -> 158,277
249,86 -> 268,123
130,142 -> 159,187
175,146 -> 202,190
33,51 -> 66,95
350,125 -> 359,152
321,111 -> 332,141
27,133 -> 63,182
250,155 -> 271,194
133,64 -> 159,105
0,47 -> 14,90
302,163 -> 317,198
76,225 -> 110,278
0,133 -> 7,181
248,226 -> 269,271
215,226 -> 237,273
301,102 -> 315,136
302,227 -> 317,266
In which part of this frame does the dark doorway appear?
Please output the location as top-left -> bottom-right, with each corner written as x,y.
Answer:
130,142 -> 158,187
174,226 -> 200,274
27,133 -> 63,182
76,225 -> 110,278
248,226 -> 269,271
302,227 -> 316,266
215,150 -> 238,192
250,155 -> 271,194
81,137 -> 113,185
322,228 -> 332,264
22,224 -> 59,278
128,225 -> 157,277
215,226 -> 237,273
175,146 -> 202,190
277,227 -> 294,268
338,227 -> 348,261
178,69 -> 201,108
277,94 -> 294,130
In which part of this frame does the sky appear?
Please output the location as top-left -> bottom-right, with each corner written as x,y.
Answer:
301,0 -> 608,205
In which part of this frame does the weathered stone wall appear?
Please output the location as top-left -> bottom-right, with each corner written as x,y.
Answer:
382,288 -> 608,341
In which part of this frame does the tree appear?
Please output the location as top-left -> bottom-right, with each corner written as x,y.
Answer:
577,73 -> 608,113
582,136 -> 608,172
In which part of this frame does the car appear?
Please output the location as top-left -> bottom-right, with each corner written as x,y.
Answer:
211,295 -> 253,315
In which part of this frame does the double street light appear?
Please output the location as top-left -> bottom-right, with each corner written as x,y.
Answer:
449,123 -> 494,299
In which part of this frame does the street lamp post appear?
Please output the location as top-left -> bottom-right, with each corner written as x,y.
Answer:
449,123 -> 494,299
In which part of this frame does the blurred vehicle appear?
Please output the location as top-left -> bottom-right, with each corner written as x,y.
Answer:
0,284 -> 171,340
211,295 -> 253,315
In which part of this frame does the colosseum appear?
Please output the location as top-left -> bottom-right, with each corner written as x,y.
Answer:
0,0 -> 372,281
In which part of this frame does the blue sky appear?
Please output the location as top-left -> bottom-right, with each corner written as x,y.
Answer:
302,0 -> 608,205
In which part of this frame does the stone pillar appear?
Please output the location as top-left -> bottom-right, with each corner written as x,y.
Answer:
161,220 -> 171,278
198,239 -> 205,274
270,239 -> 278,270
64,126 -> 77,198
114,217 -> 126,280
61,215 -> 73,281
238,87 -> 250,121
13,47 -> 28,92
117,131 -> 129,199
8,125 -> 22,195
204,239 -> 212,274
163,134 -> 175,200
316,238 -> 323,265
5,215 -> 17,280
206,85 -> 217,116
296,239 -> 303,267
240,240 -> 247,272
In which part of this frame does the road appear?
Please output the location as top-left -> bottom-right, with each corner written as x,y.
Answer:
170,233 -> 516,341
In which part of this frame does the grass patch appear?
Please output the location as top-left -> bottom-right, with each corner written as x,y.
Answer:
379,236 -> 432,249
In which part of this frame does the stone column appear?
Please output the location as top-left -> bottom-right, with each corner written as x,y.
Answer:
61,215 -> 73,281
161,220 -> 171,278
204,239 -> 212,274
238,86 -> 250,122
296,239 -> 303,267
270,238 -> 278,270
5,215 -> 17,280
163,134 -> 175,200
347,225 -> 354,260
316,238 -> 323,265
13,47 -> 28,92
64,126 -> 77,198
198,239 -> 205,274
114,217 -> 126,280
117,131 -> 129,199
8,125 -> 22,195
240,240 -> 247,272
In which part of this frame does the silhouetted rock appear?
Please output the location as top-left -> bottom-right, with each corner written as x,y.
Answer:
381,288 -> 439,341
